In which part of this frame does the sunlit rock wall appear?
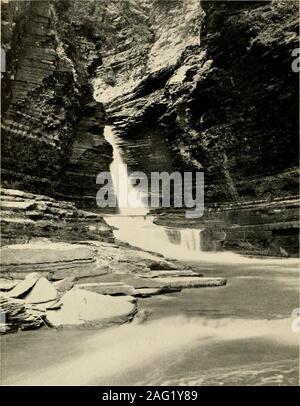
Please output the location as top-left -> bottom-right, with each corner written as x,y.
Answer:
104,0 -> 299,256
108,0 -> 299,204
93,0 -> 203,104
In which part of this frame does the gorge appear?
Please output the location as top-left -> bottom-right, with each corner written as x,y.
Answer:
1,0 -> 299,256
0,0 -> 299,387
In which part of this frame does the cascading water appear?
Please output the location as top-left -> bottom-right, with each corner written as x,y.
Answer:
103,126 -> 298,265
4,136 -> 298,387
104,126 -> 148,217
180,229 -> 202,251
103,126 -> 204,258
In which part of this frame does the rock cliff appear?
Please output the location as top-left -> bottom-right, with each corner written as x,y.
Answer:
93,0 -> 202,104
104,0 -> 299,256
108,0 -> 299,203
1,0 -> 111,207
1,0 -> 299,256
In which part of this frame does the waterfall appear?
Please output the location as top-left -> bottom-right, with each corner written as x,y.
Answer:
103,125 -> 205,259
179,229 -> 202,252
103,125 -> 299,264
104,126 -> 149,216
164,228 -> 202,252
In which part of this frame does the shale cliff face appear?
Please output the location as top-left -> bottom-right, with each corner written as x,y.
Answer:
5,0 -> 297,207
104,0 -> 299,256
172,0 -> 299,203
1,0 -> 299,256
108,0 -> 299,203
1,0 -> 111,207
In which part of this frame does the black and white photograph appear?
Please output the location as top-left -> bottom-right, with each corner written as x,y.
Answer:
0,0 -> 299,390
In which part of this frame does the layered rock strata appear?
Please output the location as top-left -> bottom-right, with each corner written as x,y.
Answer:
45,289 -> 138,329
153,196 -> 300,257
108,1 -> 299,199
0,296 -> 45,333
103,1 -> 299,256
0,240 -> 226,332
1,0 -> 111,206
0,241 -> 97,279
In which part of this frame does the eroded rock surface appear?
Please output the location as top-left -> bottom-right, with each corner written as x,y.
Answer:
0,295 -> 45,333
0,238 -> 227,333
75,282 -> 133,296
0,241 -> 97,279
84,241 -> 187,275
0,187 -> 113,246
45,289 -> 137,328
153,276 -> 226,289
108,1 -> 299,203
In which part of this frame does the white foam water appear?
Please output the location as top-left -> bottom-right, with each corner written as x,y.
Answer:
12,316 -> 297,386
106,215 -> 299,268
104,126 -> 148,217
103,126 -> 299,268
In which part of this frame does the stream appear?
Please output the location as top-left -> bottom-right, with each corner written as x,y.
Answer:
1,127 -> 299,386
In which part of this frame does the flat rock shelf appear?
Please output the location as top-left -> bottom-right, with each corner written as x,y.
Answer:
0,240 -> 226,332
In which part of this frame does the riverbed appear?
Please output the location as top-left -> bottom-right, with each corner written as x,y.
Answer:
1,127 -> 299,386
1,254 -> 299,386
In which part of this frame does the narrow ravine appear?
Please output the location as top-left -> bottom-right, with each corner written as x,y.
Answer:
1,0 -> 299,389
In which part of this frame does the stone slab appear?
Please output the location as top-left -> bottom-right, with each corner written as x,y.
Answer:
154,276 -> 227,289
0,279 -> 21,291
23,277 -> 58,304
6,274 -> 39,298
130,287 -> 163,297
51,265 -> 109,281
75,282 -> 133,296
140,270 -> 201,278
1,242 -> 95,266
